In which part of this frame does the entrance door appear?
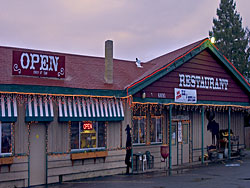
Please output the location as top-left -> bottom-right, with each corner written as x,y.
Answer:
30,123 -> 46,186
171,120 -> 190,165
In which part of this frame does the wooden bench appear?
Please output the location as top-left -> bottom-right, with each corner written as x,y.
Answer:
70,151 -> 108,165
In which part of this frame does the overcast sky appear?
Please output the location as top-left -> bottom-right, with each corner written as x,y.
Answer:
1,0 -> 250,62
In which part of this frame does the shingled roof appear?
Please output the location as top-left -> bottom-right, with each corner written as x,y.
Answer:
0,38 -> 249,97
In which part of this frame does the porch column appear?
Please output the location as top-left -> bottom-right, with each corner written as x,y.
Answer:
201,106 -> 204,164
228,106 -> 231,159
169,104 -> 172,170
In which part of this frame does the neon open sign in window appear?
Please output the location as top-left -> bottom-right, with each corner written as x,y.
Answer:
83,122 -> 93,130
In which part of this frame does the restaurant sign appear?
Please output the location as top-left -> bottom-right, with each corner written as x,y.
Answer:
179,74 -> 228,90
175,88 -> 197,103
12,51 -> 65,78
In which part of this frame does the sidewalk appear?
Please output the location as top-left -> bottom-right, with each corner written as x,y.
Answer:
36,150 -> 250,188
132,149 -> 250,175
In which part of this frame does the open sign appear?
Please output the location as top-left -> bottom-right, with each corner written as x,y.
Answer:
83,122 -> 93,130
12,51 -> 65,78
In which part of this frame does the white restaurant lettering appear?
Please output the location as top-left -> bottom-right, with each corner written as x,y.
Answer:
20,53 -> 59,71
179,74 -> 228,90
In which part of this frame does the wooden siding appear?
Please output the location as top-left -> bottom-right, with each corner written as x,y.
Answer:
121,102 -> 132,148
107,122 -> 121,149
134,50 -> 249,103
14,104 -> 28,154
48,103 -> 69,153
47,150 -> 126,184
0,156 -> 28,187
245,127 -> 250,149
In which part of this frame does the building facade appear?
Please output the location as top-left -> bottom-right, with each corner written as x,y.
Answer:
0,38 -> 249,187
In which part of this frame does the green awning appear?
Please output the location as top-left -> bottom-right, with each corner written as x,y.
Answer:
0,95 -> 17,122
25,96 -> 54,122
58,97 -> 124,122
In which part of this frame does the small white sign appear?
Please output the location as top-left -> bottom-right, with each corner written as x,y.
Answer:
158,93 -> 166,98
174,88 -> 197,103
178,121 -> 182,143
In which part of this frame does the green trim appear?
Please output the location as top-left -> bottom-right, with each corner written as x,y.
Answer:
133,97 -> 174,104
0,117 -> 17,122
25,117 -> 54,122
14,153 -> 28,157
208,43 -> 250,93
28,125 -> 30,187
58,117 -> 124,122
70,148 -> 106,154
169,104 -> 172,170
0,153 -> 12,158
45,124 -> 48,185
197,100 -> 250,106
133,97 -> 250,106
228,107 -> 231,159
0,84 -> 126,97
192,119 -> 194,162
127,40 -> 250,96
131,106 -> 134,174
47,152 -> 69,155
201,106 -> 204,164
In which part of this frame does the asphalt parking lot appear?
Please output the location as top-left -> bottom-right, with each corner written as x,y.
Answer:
38,152 -> 250,188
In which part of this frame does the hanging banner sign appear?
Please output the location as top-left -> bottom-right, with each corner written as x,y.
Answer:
174,88 -> 197,103
12,51 -> 65,78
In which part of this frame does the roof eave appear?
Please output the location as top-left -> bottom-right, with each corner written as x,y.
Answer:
126,39 -> 250,96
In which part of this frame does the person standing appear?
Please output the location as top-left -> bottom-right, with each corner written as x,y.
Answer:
125,124 -> 132,174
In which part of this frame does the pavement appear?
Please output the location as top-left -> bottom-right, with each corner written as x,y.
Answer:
36,150 -> 250,188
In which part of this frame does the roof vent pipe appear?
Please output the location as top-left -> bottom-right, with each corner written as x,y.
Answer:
104,40 -> 113,84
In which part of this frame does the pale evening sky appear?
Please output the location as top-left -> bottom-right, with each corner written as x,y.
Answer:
0,0 -> 250,62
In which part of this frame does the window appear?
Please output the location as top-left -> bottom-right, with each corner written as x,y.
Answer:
133,116 -> 146,144
170,121 -> 189,145
171,122 -> 177,145
182,122 -> 189,144
150,116 -> 163,143
71,121 -> 106,150
0,123 -> 12,154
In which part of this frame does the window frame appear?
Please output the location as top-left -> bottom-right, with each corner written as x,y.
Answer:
70,121 -> 106,152
150,115 -> 163,144
171,120 -> 189,145
132,116 -> 146,145
181,121 -> 189,144
171,121 -> 177,145
0,122 -> 12,155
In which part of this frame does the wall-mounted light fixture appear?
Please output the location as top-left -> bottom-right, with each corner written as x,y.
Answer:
142,91 -> 146,99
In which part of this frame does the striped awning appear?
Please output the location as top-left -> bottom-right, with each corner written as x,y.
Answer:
25,96 -> 54,122
0,95 -> 18,122
58,97 -> 124,122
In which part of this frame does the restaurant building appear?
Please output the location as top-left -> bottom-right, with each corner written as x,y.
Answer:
0,38 -> 249,187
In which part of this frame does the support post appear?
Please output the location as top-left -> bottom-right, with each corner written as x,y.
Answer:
228,106 -> 231,159
169,105 -> 172,170
131,103 -> 134,174
201,106 -> 204,164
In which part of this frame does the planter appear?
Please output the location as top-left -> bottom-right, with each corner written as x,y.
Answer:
71,151 -> 108,160
0,157 -> 13,165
